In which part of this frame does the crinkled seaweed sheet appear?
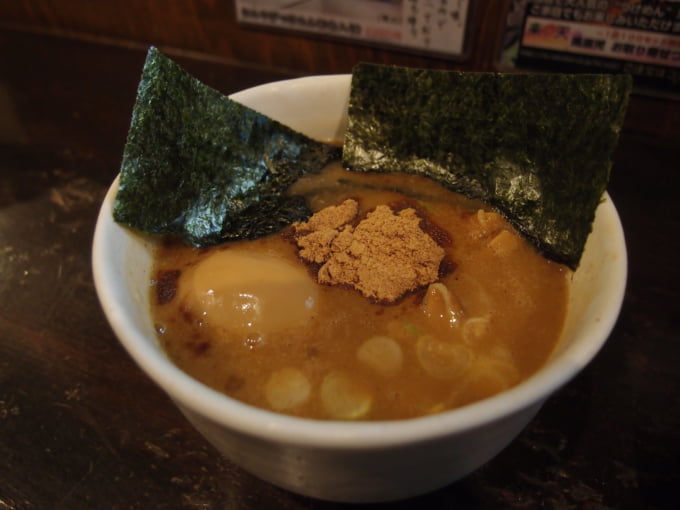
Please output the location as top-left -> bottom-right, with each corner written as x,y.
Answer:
113,47 -> 340,247
343,63 -> 632,269
113,50 -> 631,269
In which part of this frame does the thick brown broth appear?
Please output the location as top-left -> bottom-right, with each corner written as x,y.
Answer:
151,163 -> 570,420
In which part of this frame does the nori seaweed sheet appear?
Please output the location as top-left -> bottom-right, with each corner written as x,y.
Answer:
343,62 -> 632,269
113,47 -> 340,246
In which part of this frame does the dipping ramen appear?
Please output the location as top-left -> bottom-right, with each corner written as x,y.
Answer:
150,163 -> 569,421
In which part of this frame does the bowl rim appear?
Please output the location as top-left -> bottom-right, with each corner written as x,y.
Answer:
92,74 -> 627,449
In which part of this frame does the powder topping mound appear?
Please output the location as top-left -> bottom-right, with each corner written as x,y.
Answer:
292,199 -> 446,303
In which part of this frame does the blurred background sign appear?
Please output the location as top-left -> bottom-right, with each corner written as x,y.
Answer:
235,0 -> 472,58
500,0 -> 680,97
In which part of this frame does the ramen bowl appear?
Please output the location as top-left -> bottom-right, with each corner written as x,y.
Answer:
92,74 -> 626,503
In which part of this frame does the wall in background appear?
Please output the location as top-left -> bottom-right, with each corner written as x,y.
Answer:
0,0 -> 508,74
0,0 -> 677,142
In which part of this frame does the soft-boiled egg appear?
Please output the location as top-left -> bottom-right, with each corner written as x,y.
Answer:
180,248 -> 319,338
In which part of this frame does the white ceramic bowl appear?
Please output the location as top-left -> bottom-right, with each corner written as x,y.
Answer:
92,74 -> 627,503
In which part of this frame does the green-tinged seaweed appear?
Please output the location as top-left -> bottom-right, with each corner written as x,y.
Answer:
113,47 -> 340,246
343,62 -> 632,269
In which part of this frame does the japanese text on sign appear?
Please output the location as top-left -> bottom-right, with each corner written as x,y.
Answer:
235,0 -> 471,57
516,0 -> 680,92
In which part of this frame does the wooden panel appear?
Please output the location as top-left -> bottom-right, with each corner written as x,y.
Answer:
0,0 -> 677,142
0,0 -> 509,74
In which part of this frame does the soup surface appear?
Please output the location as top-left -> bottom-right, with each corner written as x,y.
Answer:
151,163 -> 569,420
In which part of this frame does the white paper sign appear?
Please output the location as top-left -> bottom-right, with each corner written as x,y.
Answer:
236,0 -> 471,57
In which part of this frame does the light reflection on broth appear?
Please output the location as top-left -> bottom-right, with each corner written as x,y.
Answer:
150,163 -> 569,420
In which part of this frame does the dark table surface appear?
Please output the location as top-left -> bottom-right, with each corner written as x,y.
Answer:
1,29 -> 678,510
